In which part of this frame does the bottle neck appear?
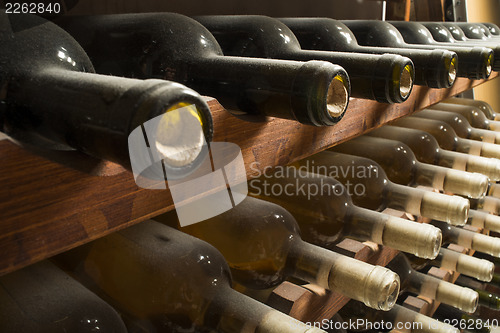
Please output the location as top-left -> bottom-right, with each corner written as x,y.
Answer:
388,254 -> 478,313
433,219 -> 500,257
432,247 -> 494,282
468,209 -> 500,234
387,182 -> 469,225
288,240 -> 399,311
347,205 -> 441,259
415,162 -> 488,198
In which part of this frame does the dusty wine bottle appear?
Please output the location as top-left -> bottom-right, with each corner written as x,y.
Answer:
430,102 -> 500,133
278,17 -> 457,88
431,219 -> 500,258
454,275 -> 500,310
408,247 -> 495,282
0,260 -> 127,333
249,171 -> 442,259
413,109 -> 500,144
156,196 -> 400,311
193,15 -> 414,103
443,98 -> 499,121
342,20 -> 493,80
55,220 -> 326,333
0,13 -> 214,173
469,196 -> 500,216
338,299 -> 460,333
366,125 -> 500,181
468,209 -> 500,233
330,135 -> 489,198
387,253 -> 479,313
296,151 -> 470,225
389,117 -> 500,159
389,21 -> 499,72
56,13 -> 350,126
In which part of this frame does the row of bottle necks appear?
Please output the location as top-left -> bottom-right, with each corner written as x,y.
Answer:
4,97 -> 500,332
4,13 -> 500,173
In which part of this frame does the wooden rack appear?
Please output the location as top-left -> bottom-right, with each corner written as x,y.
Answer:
0,74 -> 498,326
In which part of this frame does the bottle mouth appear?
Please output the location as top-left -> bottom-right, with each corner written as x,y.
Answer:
155,102 -> 207,168
364,266 -> 400,311
326,74 -> 349,119
485,53 -> 493,78
417,226 -> 442,260
397,64 -> 413,101
447,56 -> 458,86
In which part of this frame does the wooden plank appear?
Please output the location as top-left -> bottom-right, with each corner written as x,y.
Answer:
0,74 -> 497,276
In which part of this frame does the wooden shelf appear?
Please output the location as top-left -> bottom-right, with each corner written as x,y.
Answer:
0,74 -> 497,277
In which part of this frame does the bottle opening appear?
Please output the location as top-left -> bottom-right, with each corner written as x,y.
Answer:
447,56 -> 457,86
399,64 -> 413,100
326,75 -> 349,118
155,102 -> 206,168
486,54 -> 493,77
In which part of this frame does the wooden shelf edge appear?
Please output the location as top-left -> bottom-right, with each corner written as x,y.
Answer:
0,74 -> 497,276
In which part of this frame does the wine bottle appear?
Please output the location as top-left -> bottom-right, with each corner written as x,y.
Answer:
431,219 -> 500,258
488,183 -> 500,199
454,275 -> 500,310
330,135 -> 489,198
277,17 -> 457,88
192,15 -> 414,103
296,151 -> 470,225
55,220 -> 326,333
338,299 -> 460,333
389,117 -> 500,159
469,196 -> 500,216
433,303 -> 492,333
366,125 -> 500,181
430,102 -> 500,132
468,209 -> 500,233
249,171 -> 442,259
387,253 -> 478,313
387,21 -> 499,72
442,22 -> 496,42
408,247 -> 494,282
56,13 -> 349,126
443,98 -> 499,121
156,196 -> 400,310
342,20 -> 493,79
413,109 -> 500,144
483,23 -> 500,37
0,260 -> 127,333
0,13 -> 214,172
